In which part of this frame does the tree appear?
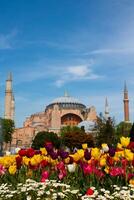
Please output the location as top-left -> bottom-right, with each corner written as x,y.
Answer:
32,131 -> 61,149
115,121 -> 132,141
60,126 -> 94,150
2,118 -> 15,144
129,123 -> 134,142
96,114 -> 115,146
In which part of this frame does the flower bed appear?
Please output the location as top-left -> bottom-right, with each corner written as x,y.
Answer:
0,137 -> 134,199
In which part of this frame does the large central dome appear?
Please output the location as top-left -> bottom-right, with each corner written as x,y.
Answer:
46,92 -> 86,110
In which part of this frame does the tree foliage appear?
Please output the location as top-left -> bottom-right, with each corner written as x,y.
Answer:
129,123 -> 134,142
1,118 -> 15,143
96,115 -> 115,146
32,131 -> 61,149
60,126 -> 94,150
116,121 -> 132,140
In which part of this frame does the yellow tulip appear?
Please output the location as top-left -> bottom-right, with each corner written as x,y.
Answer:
82,143 -> 88,149
40,148 -> 47,155
77,149 -> 84,158
91,148 -> 101,160
124,149 -> 134,161
100,157 -> 106,167
9,165 -> 17,175
104,166 -> 109,174
64,157 -> 70,164
120,137 -> 130,148
117,143 -> 123,149
23,156 -> 30,166
30,157 -> 37,166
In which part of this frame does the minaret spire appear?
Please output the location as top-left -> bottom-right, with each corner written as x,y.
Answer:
7,72 -> 12,81
4,72 -> 15,120
105,97 -> 109,120
64,90 -> 69,97
123,81 -> 129,122
124,80 -> 127,92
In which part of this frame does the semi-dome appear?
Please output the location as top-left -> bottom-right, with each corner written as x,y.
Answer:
46,92 -> 86,110
78,120 -> 96,133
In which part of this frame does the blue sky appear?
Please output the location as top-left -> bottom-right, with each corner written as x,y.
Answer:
0,0 -> 134,127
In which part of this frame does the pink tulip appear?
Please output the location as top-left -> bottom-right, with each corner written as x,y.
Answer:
41,170 -> 49,182
0,164 -> 6,175
83,163 -> 93,175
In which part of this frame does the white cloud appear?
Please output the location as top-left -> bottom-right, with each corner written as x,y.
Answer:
54,65 -> 102,87
14,63 -> 102,87
67,65 -> 90,77
84,48 -> 134,55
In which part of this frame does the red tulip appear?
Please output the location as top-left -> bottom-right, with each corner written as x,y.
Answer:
86,188 -> 94,195
18,149 -> 27,157
26,148 -> 35,158
15,156 -> 22,169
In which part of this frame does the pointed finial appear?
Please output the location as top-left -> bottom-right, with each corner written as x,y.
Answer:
105,97 -> 109,119
7,72 -> 12,81
64,90 -> 69,97
105,97 -> 108,107
124,81 -> 127,92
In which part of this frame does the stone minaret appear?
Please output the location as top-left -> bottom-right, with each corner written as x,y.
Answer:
123,81 -> 129,122
11,95 -> 15,120
4,73 -> 15,120
105,97 -> 109,120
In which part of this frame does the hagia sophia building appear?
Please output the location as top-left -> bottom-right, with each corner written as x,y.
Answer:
3,73 -> 129,149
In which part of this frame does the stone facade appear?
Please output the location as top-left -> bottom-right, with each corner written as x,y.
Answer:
11,93 -> 97,148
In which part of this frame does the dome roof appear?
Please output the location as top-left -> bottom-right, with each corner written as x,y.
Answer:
48,92 -> 86,107
78,120 -> 96,132
52,95 -> 81,104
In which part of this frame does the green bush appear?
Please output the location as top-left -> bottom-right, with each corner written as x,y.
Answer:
31,131 -> 61,149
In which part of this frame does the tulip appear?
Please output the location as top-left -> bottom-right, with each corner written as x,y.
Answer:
26,148 -> 35,158
86,188 -> 94,195
58,169 -> 66,180
99,157 -> 106,167
15,156 -> 22,169
9,165 -> 17,175
44,142 -> 53,152
101,143 -> 109,152
83,163 -> 92,175
117,143 -> 123,150
59,150 -> 69,159
0,164 -> 6,175
56,161 -> 65,171
49,150 -> 58,160
108,147 -> 115,157
41,170 -> 49,182
40,160 -> 48,168
124,149 -> 133,161
110,167 -> 125,177
40,148 -> 47,156
18,149 -> 27,157
91,148 -> 100,160
67,163 -> 76,173
120,136 -> 130,148
84,149 -> 91,160
82,143 -> 88,150
127,141 -> 134,153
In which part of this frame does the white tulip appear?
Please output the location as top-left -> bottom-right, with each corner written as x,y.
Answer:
67,163 -> 76,173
